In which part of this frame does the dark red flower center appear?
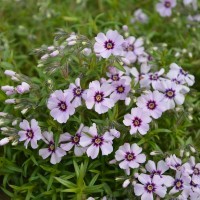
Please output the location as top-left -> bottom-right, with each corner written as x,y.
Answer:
145,183 -> 156,193
125,152 -> 135,161
147,100 -> 157,110
116,85 -> 125,93
48,141 -> 55,152
92,135 -> 104,146
58,101 -> 67,111
111,74 -> 120,81
73,87 -> 83,97
165,89 -> 175,99
94,92 -> 104,103
104,40 -> 115,50
164,1 -> 171,8
132,117 -> 142,127
72,134 -> 81,144
26,129 -> 34,139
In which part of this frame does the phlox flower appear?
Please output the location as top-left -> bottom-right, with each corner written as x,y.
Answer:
64,78 -> 85,108
83,80 -> 115,114
1,85 -> 16,96
121,36 -> 145,65
136,91 -> 166,119
39,131 -> 66,164
131,9 -> 149,24
60,124 -> 87,156
134,174 -> 167,200
166,154 -> 183,171
47,90 -> 75,123
123,107 -> 152,135
79,123 -> 114,159
167,63 -> 195,86
115,143 -> 146,170
16,82 -> 30,94
156,0 -> 177,17
18,119 -> 42,149
140,68 -> 165,89
169,171 -> 191,195
94,30 -> 124,58
110,79 -> 131,102
155,80 -> 186,110
145,160 -> 174,187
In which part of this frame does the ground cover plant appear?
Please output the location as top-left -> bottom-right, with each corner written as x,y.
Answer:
0,0 -> 200,199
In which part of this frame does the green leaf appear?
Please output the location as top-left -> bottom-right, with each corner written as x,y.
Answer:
54,177 -> 77,188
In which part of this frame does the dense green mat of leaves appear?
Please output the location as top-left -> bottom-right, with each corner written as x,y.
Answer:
0,0 -> 200,199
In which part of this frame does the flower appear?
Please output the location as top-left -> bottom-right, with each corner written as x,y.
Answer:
1,85 -> 16,96
94,30 -> 124,58
156,0 -> 177,17
83,80 -> 115,114
123,107 -> 152,135
169,171 -> 191,195
110,79 -> 131,102
134,174 -> 167,200
136,91 -> 166,119
131,9 -> 149,24
166,154 -> 183,171
60,124 -> 87,156
64,78 -> 84,108
16,82 -> 30,94
155,80 -> 186,110
145,160 -> 174,187
18,119 -> 42,149
79,123 -> 114,159
115,143 -> 146,170
121,37 -> 145,65
167,63 -> 195,86
140,68 -> 165,89
39,131 -> 66,164
107,128 -> 120,138
47,90 -> 75,123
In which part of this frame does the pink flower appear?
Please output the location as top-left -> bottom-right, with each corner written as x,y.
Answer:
47,90 -> 75,123
18,119 -> 42,149
155,80 -> 186,110
16,82 -> 30,94
60,124 -> 87,156
39,131 -> 66,164
123,107 -> 152,135
110,79 -> 131,102
134,174 -> 167,200
121,37 -> 145,65
156,0 -> 177,17
1,85 -> 16,96
83,80 -> 115,114
79,123 -> 114,159
136,91 -> 166,119
115,143 -> 146,170
94,30 -> 124,58
64,78 -> 85,108
166,154 -> 183,171
145,160 -> 174,187
131,9 -> 149,24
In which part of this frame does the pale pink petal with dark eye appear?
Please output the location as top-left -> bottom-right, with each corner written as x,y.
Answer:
54,90 -> 66,102
155,185 -> 167,198
50,153 -> 61,164
174,94 -> 185,105
130,126 -> 138,135
162,175 -> 174,187
115,150 -> 125,161
145,160 -> 156,173
56,111 -> 69,123
134,184 -> 145,196
74,146 -> 85,156
106,30 -> 118,40
47,97 -> 59,109
129,161 -> 139,168
89,80 -> 101,91
158,160 -> 169,173
141,192 -> 153,200
72,97 -> 82,108
123,114 -> 132,126
119,160 -> 129,169
20,120 -> 30,130
95,33 -> 107,43
30,138 -> 38,149
60,142 -> 74,151
100,50 -> 112,58
85,99 -> 95,109
120,143 -> 131,152
87,145 -> 99,159
138,174 -> 151,184
59,133 -> 71,142
24,139 -> 30,149
55,148 -> 66,157
134,38 -> 143,48
79,135 -> 92,147
101,142 -> 113,155
102,98 -> 115,108
89,124 -> 98,136
131,143 -> 142,155
113,33 -> 124,45
138,124 -> 149,135
151,109 -> 162,119
67,104 -> 75,115
42,131 -> 54,143
94,43 -> 106,53
18,131 -> 27,141
39,148 -> 51,159
95,103 -> 109,114
135,154 -> 146,163
134,47 -> 144,55
169,187 -> 177,195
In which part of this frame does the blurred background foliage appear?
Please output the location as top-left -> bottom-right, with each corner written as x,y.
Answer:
0,0 -> 200,199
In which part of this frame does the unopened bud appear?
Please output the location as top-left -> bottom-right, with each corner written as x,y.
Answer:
50,50 -> 59,57
188,52 -> 193,58
150,151 -> 161,156
0,112 -> 7,117
41,54 -> 49,60
180,149 -> 184,157
109,159 -> 117,164
68,41 -> 76,45
182,49 -> 187,53
188,115 -> 193,120
125,97 -> 131,106
12,120 -> 18,126
185,151 -> 190,157
0,127 -> 8,131
4,70 -> 16,77
21,108 -> 29,115
132,180 -> 137,186
0,137 -> 10,146
122,25 -> 129,32
189,145 -> 196,153
47,46 -> 55,51
5,99 -> 16,104
122,179 -> 130,188
134,173 -> 139,178
175,52 -> 180,57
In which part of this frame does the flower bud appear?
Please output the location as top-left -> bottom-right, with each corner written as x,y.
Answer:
0,137 -> 10,146
16,82 -> 30,94
68,41 -> 77,45
47,46 -> 55,51
109,159 -> 117,164
0,112 -> 7,117
82,48 -> 91,56
12,119 -> 18,126
185,151 -> 190,157
125,97 -> 131,106
150,151 -> 161,156
122,25 -> 129,32
122,179 -> 130,188
50,50 -> 59,57
41,54 -> 49,60
180,149 -> 184,157
189,145 -> 196,153
5,99 -> 16,104
4,70 -> 16,77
